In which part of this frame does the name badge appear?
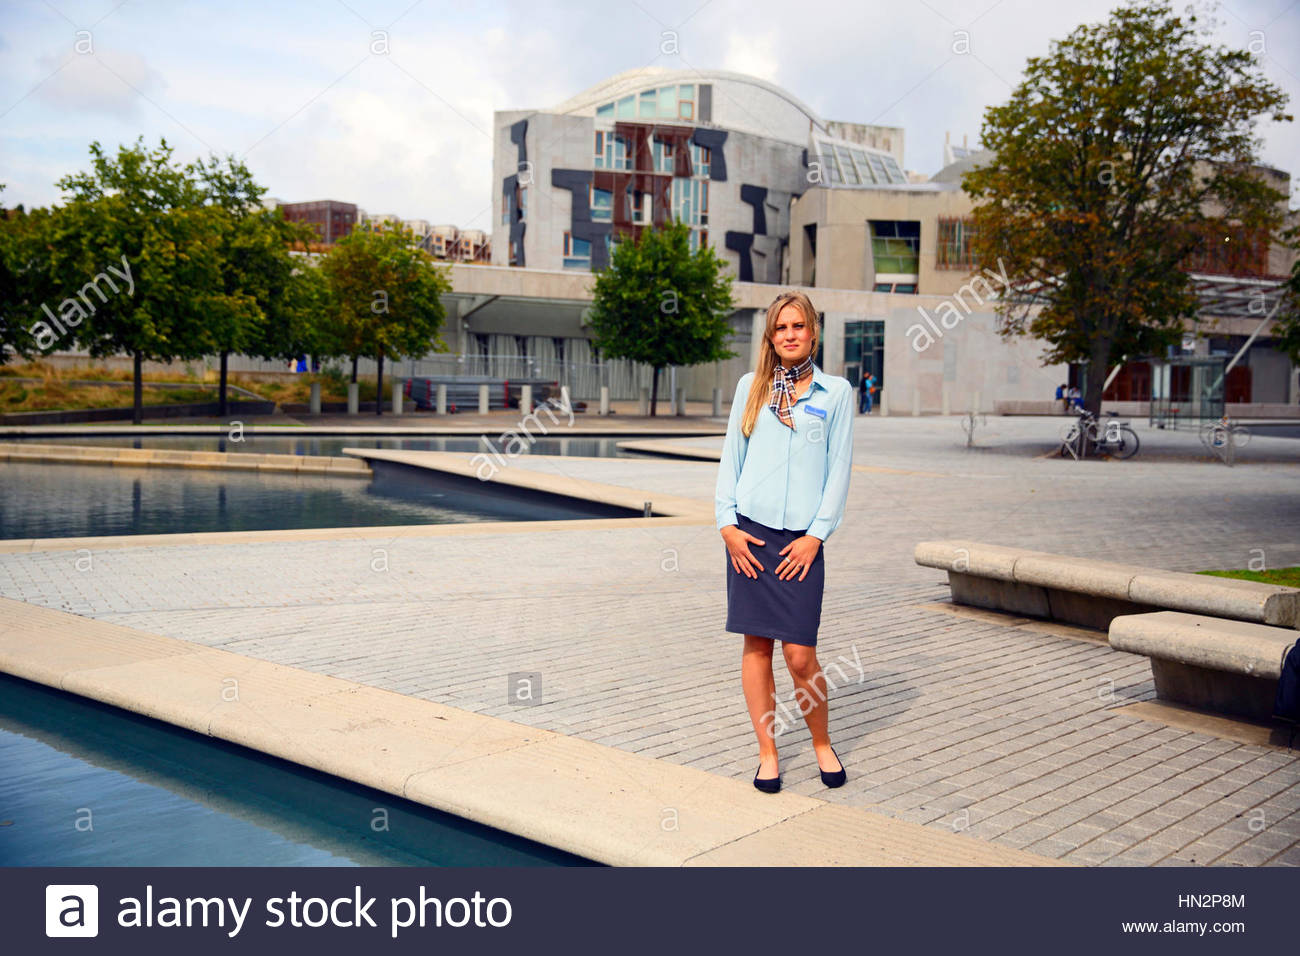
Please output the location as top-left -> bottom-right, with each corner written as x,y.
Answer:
803,405 -> 827,419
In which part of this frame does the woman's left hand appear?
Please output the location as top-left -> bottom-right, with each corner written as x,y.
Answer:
775,535 -> 821,581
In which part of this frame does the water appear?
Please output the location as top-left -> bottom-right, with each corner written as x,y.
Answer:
10,434 -> 651,458
0,458 -> 636,540
0,674 -> 596,866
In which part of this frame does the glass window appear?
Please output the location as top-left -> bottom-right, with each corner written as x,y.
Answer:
616,95 -> 635,118
893,283 -> 917,294
563,232 -> 591,269
678,100 -> 693,120
653,138 -> 674,173
872,282 -> 893,292
883,157 -> 906,183
868,155 -> 887,184
658,86 -> 676,116
690,143 -> 710,178
518,185 -> 527,219
639,89 -> 657,117
849,149 -> 871,182
836,146 -> 860,185
870,220 -> 920,275
819,146 -> 841,184
596,102 -> 614,120
590,187 -> 612,222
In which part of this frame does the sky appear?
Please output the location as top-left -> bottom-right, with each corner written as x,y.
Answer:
2,0 -> 1297,231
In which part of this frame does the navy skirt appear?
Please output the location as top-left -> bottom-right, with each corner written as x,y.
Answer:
724,512 -> 824,646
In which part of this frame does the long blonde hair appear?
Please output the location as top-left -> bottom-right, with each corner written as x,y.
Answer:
740,291 -> 821,437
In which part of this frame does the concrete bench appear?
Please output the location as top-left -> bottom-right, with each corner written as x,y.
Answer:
1109,611 -> 1299,721
914,540 -> 1300,631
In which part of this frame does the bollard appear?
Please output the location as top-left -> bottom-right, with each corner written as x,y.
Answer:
478,383 -> 489,414
436,383 -> 447,415
675,386 -> 685,416
712,386 -> 722,417
347,382 -> 359,416
639,387 -> 649,416
392,379 -> 403,416
560,385 -> 572,412
879,388 -> 888,417
600,385 -> 610,416
521,384 -> 533,413
309,382 -> 321,415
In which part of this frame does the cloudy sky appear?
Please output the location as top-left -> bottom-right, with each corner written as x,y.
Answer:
3,0 -> 1297,229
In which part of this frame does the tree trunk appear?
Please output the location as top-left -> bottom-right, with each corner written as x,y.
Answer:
132,351 -> 143,426
376,351 -> 384,416
218,351 -> 229,418
650,366 -> 660,417
1082,336 -> 1112,454
351,355 -> 359,384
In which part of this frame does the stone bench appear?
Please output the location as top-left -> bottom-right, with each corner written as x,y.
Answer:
913,540 -> 1300,631
1109,611 -> 1299,721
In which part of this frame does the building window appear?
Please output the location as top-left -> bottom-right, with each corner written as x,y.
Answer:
653,138 -> 675,173
563,232 -> 591,269
845,320 -> 886,389
595,131 -> 630,170
672,178 -> 708,227
820,145 -> 841,184
690,143 -> 710,178
590,186 -> 612,222
518,185 -> 527,220
678,84 -> 694,120
1184,221 -> 1270,277
869,220 -> 921,275
936,216 -> 978,269
626,187 -> 650,225
616,95 -> 635,118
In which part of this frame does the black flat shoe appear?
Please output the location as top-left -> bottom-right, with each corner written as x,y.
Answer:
819,746 -> 846,788
753,763 -> 781,794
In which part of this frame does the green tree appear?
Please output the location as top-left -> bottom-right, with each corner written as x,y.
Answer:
318,221 -> 451,414
1276,223 -> 1300,363
962,0 -> 1291,419
51,137 -> 231,424
586,219 -> 735,416
0,189 -> 59,363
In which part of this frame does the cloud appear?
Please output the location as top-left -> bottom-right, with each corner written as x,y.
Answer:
33,48 -> 165,120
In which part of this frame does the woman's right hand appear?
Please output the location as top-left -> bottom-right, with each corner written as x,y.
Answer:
721,525 -> 766,578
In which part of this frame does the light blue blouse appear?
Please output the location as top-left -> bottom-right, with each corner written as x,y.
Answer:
714,363 -> 855,541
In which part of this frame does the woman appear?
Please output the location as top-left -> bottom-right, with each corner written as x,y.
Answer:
715,290 -> 855,794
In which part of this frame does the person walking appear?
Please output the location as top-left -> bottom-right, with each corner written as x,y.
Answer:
858,370 -> 869,414
863,373 -> 876,415
715,290 -> 855,794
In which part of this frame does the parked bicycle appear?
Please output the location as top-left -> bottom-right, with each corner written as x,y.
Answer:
1058,408 -> 1140,460
1199,415 -> 1250,451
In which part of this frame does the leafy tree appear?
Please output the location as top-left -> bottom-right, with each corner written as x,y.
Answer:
0,188 -> 59,363
51,137 -> 233,423
1276,223 -> 1300,363
317,221 -> 451,414
586,219 -> 735,415
962,0 -> 1291,419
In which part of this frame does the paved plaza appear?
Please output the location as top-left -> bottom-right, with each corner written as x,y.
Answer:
2,413 -> 1298,865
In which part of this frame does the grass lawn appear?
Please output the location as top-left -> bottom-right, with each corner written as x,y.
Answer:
1198,567 -> 1300,588
1,361 -> 379,411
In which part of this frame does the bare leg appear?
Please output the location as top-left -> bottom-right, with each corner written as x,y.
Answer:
742,634 -> 779,777
782,642 -> 842,774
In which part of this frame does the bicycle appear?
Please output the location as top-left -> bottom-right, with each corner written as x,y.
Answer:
1058,408 -> 1140,460
1199,415 -> 1250,451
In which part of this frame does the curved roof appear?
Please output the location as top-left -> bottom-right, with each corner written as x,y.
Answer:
552,67 -> 830,144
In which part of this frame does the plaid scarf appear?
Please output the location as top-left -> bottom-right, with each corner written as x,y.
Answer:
768,355 -> 814,430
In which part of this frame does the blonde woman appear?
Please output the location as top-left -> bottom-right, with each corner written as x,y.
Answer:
715,290 -> 855,794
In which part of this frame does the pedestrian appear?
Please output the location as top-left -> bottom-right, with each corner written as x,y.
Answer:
858,370 -> 869,414
1055,383 -> 1066,415
715,290 -> 855,794
864,373 -> 876,415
